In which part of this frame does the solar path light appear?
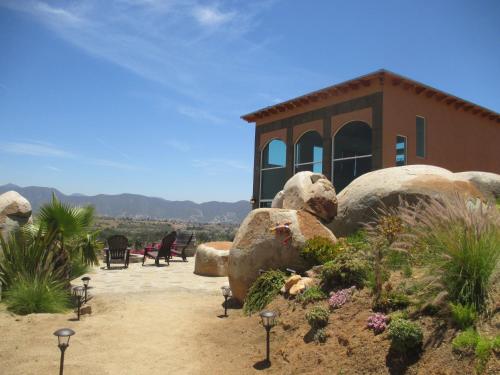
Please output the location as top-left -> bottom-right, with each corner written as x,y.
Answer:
221,286 -> 231,317
259,310 -> 277,366
81,276 -> 90,303
72,286 -> 85,320
53,328 -> 75,375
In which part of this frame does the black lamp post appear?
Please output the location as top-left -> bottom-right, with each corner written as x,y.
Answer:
72,286 -> 85,320
221,286 -> 231,317
53,328 -> 75,375
81,277 -> 90,303
259,310 -> 277,366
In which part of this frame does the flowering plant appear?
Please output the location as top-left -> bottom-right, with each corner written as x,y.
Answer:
328,286 -> 356,309
367,313 -> 388,333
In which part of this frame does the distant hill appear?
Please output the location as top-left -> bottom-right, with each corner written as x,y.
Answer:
0,184 -> 251,223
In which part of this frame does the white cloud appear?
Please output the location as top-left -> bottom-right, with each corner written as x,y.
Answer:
164,139 -> 190,152
192,6 -> 234,27
0,142 -> 73,158
44,165 -> 62,172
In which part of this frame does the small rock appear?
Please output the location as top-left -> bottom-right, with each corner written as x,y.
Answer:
284,275 -> 302,291
289,280 -> 306,295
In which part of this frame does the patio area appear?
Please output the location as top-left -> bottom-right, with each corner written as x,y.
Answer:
0,261 -> 267,375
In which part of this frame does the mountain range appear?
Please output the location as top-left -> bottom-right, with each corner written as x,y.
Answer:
0,184 -> 251,223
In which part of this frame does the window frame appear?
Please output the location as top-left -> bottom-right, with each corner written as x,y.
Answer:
293,130 -> 323,174
395,134 -> 408,166
259,138 -> 287,205
416,115 -> 426,158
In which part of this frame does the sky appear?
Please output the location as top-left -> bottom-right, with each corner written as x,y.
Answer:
0,0 -> 499,203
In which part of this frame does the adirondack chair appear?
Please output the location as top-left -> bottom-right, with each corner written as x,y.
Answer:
169,232 -> 194,262
105,235 -> 130,269
142,231 -> 177,266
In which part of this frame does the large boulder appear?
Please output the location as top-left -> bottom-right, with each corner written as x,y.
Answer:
454,171 -> 500,201
273,171 -> 338,222
0,191 -> 32,240
194,241 -> 232,277
328,165 -> 483,237
228,208 -> 337,302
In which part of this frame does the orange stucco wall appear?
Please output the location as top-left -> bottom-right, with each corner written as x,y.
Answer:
259,128 -> 287,149
383,85 -> 500,173
292,120 -> 323,143
332,107 -> 372,135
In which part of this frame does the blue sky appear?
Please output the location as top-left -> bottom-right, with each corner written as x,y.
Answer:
1,0 -> 499,202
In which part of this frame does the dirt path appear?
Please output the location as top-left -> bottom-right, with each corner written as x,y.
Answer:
0,262 -> 268,375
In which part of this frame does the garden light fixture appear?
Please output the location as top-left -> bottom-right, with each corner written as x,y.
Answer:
81,277 -> 90,303
72,286 -> 85,320
221,286 -> 232,317
53,328 -> 75,375
259,310 -> 277,365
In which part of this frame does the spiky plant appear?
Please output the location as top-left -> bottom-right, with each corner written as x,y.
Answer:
398,195 -> 500,312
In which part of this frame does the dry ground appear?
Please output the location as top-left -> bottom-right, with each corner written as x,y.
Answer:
0,262 -> 268,375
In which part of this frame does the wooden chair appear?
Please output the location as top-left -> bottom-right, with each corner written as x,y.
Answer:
170,232 -> 194,262
105,235 -> 130,269
142,231 -> 177,266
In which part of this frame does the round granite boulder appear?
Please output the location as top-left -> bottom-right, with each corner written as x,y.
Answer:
454,171 -> 500,201
228,208 -> 337,302
328,165 -> 483,237
273,171 -> 338,223
0,191 -> 32,240
194,241 -> 232,277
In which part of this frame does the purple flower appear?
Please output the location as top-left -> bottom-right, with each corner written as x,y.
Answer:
328,286 -> 356,309
367,313 -> 388,333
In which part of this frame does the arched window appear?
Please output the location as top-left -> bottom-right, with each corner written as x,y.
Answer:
260,139 -> 287,207
332,121 -> 372,192
294,131 -> 323,173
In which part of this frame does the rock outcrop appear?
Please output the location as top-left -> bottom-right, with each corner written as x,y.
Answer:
454,171 -> 500,201
328,165 -> 483,236
272,171 -> 338,222
228,208 -> 336,302
0,191 -> 32,240
194,241 -> 232,277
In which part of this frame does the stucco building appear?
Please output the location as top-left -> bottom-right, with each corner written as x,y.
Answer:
241,69 -> 500,208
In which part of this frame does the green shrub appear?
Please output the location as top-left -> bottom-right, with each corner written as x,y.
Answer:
301,236 -> 343,265
450,303 -> 477,329
313,327 -> 328,343
399,196 -> 500,312
321,252 -> 369,290
306,306 -> 329,330
452,328 -> 479,352
452,329 -> 498,374
5,275 -> 70,315
388,318 -> 423,353
475,336 -> 494,373
69,257 -> 89,279
243,270 -> 286,315
376,291 -> 411,312
296,285 -> 326,306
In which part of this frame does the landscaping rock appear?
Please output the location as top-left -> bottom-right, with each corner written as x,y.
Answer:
274,171 -> 338,223
454,171 -> 500,201
328,165 -> 484,236
284,274 -> 302,290
194,241 -> 232,277
228,208 -> 337,302
271,190 -> 285,208
289,280 -> 306,296
0,191 -> 32,240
